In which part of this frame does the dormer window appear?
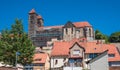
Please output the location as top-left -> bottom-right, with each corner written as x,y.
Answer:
35,58 -> 42,61
73,50 -> 80,56
108,54 -> 115,58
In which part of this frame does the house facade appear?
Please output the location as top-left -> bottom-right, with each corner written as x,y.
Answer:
24,52 -> 50,70
50,39 -> 120,70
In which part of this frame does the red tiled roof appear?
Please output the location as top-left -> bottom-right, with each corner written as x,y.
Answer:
43,25 -> 63,29
39,21 -> 91,29
33,53 -> 48,64
29,9 -> 36,14
37,15 -> 42,19
51,41 -> 71,56
51,39 -> 120,62
73,21 -> 91,27
108,45 -> 120,62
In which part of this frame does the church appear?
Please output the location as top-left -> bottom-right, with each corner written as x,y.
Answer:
28,9 -> 94,47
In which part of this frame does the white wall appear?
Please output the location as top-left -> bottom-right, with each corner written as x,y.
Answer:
51,57 -> 68,68
88,51 -> 109,70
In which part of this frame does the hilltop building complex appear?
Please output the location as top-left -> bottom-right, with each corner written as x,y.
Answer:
28,9 -> 94,47
27,9 -> 120,70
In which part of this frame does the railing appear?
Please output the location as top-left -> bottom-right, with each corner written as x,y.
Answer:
64,62 -> 83,67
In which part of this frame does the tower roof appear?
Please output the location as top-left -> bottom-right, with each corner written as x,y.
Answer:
29,9 -> 36,14
37,15 -> 42,19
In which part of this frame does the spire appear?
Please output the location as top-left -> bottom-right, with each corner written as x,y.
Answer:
29,9 -> 36,14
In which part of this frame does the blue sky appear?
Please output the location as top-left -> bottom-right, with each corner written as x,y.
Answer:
0,0 -> 120,35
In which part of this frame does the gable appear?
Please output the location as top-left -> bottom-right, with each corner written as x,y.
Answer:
63,21 -> 75,28
70,42 -> 85,51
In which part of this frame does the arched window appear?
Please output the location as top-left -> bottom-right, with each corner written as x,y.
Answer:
89,28 -> 91,37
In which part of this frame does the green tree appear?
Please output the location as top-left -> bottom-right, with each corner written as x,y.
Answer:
0,19 -> 35,66
95,30 -> 109,43
109,32 -> 120,43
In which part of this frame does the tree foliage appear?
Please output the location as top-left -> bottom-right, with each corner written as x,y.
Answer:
0,19 -> 35,66
109,32 -> 120,43
95,30 -> 109,43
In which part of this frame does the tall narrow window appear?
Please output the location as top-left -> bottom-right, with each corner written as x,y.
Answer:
71,28 -> 74,34
89,28 -> 91,37
66,28 -> 68,34
55,60 -> 58,65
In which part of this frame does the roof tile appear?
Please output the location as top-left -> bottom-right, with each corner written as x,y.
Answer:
33,53 -> 48,64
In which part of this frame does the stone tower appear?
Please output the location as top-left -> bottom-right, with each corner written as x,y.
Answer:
63,21 -> 76,41
28,9 -> 44,38
37,15 -> 44,27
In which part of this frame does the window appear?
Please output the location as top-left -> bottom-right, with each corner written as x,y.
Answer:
66,28 -> 68,34
73,50 -> 80,55
89,53 -> 97,59
30,20 -> 33,24
71,28 -> 74,34
89,28 -> 91,37
55,60 -> 58,65
35,59 -> 41,61
30,15 -> 34,19
63,58 -> 66,62
108,54 -> 115,58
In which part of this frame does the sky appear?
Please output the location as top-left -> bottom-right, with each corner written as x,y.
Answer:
0,0 -> 120,35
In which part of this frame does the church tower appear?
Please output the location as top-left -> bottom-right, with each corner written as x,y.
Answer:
37,15 -> 44,27
63,21 -> 76,41
28,9 -> 44,38
28,9 -> 37,38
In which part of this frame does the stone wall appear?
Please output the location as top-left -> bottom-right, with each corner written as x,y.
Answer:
0,67 -> 17,70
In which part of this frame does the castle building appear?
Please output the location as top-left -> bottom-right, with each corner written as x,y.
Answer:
28,9 -> 94,47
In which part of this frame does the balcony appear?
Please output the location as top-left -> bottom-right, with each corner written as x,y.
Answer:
64,62 -> 83,67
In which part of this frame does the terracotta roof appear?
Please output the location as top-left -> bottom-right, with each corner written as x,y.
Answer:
73,21 -> 91,27
29,9 -> 36,14
108,45 -> 120,62
51,39 -> 120,62
37,15 -> 42,19
39,21 -> 91,29
43,25 -> 63,29
33,53 -> 48,64
51,41 -> 71,56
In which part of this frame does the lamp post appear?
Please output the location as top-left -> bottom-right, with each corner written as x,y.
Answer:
15,52 -> 17,67
16,52 -> 20,67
